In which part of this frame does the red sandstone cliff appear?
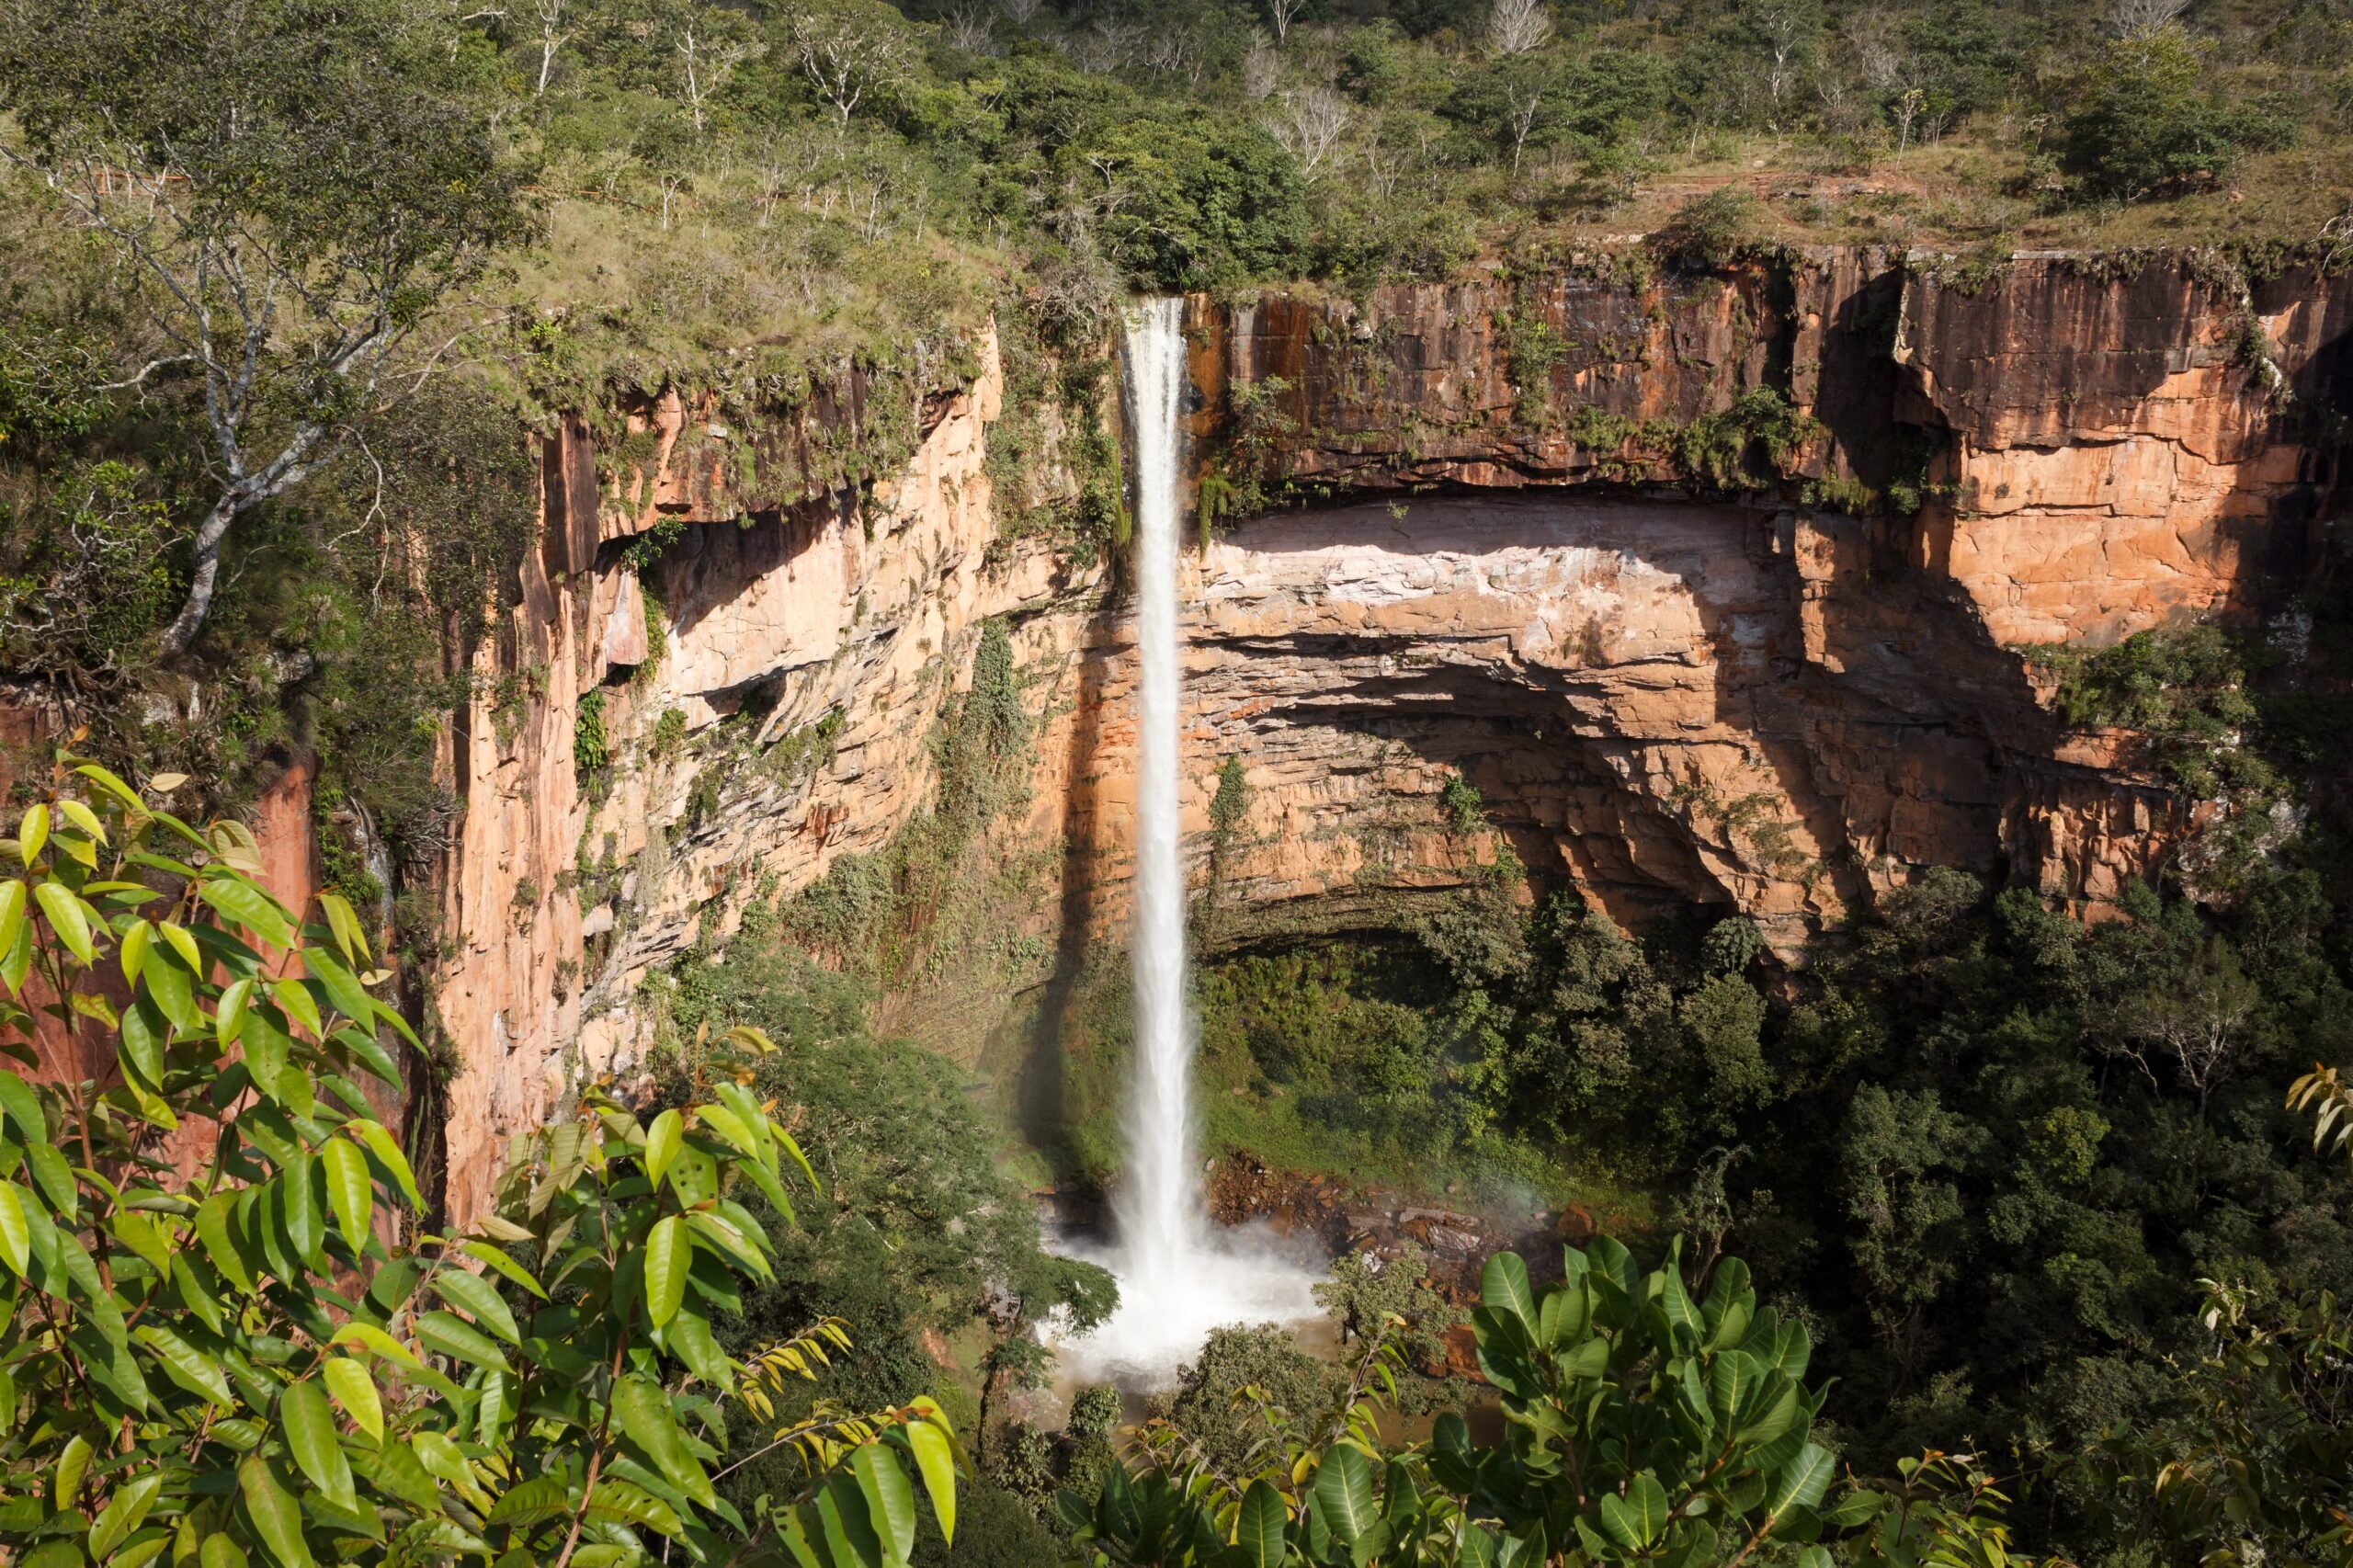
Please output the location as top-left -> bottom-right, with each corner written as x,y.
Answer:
419,249 -> 2348,1219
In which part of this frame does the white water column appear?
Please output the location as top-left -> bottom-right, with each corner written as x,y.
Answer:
1116,295 -> 1206,1283
1054,300 -> 1316,1387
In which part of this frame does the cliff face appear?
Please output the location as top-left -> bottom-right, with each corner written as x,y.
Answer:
422,250 -> 2349,1218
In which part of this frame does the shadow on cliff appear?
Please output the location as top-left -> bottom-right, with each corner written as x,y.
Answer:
1203,493 -> 2064,930
1007,601 -> 1120,1189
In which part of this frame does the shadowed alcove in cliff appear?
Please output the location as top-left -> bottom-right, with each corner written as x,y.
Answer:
1150,491 -> 2093,949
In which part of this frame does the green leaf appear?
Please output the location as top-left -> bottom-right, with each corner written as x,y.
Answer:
485,1473 -> 572,1528
430,1267 -> 519,1346
1481,1252 -> 1538,1335
19,803 -> 49,867
134,1325 -> 232,1408
321,1138 -> 371,1256
643,1108 -> 681,1187
217,977 -> 254,1045
323,1357 -> 381,1441
281,1379 -> 358,1510
317,892 -> 369,966
238,1453 -> 313,1568
1767,1444 -> 1836,1522
664,1308 -> 733,1387
643,1215 -> 688,1329
1235,1479 -> 1287,1568
1598,1473 -> 1667,1550
611,1376 -> 716,1510
56,1433 -> 91,1508
302,949 -> 374,1031
28,1142 -> 76,1221
195,1193 -> 256,1294
415,1310 -> 513,1374
345,1119 -> 423,1210
851,1444 -> 916,1563
87,1471 -> 161,1559
0,1182 -> 31,1276
584,1478 -> 685,1539
460,1240 -> 546,1300
200,1537 -> 249,1568
199,877 -> 295,952
0,1068 -> 42,1144
905,1412 -> 958,1549
33,881 -> 95,963
1314,1446 -> 1376,1544
142,951 -> 199,1032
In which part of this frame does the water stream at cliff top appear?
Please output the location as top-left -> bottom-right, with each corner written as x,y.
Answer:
1052,298 -> 1318,1387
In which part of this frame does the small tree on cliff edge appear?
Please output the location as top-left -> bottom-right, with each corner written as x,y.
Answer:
0,752 -> 957,1565
0,0 -> 530,656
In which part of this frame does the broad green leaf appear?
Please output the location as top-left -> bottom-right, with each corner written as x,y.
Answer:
415,1310 -> 512,1374
1481,1252 -> 1537,1335
584,1478 -> 685,1539
0,1068 -> 41,1144
644,1215 -> 688,1328
217,977 -> 254,1045
322,1138 -> 371,1255
643,1108 -> 682,1188
329,1321 -> 422,1368
18,803 -> 48,867
237,1453 -> 313,1568
1314,1446 -> 1376,1544
280,1380 -> 357,1510
199,877 -> 295,952
57,797 -> 106,846
133,1325 -> 231,1409
611,1375 -> 716,1509
56,1433 -> 91,1508
1598,1472 -> 1668,1550
429,1267 -> 519,1346
905,1409 -> 958,1548
119,917 -> 152,989
664,1308 -> 733,1387
156,919 -> 202,976
195,1193 -> 256,1294
1766,1443 -> 1836,1521
33,881 -> 95,963
0,1182 -> 30,1275
323,1357 -> 381,1441
87,1471 -> 160,1558
29,1142 -> 78,1221
302,948 -> 374,1031
851,1444 -> 916,1563
200,1538 -> 249,1568
317,892 -> 369,966
460,1240 -> 546,1300
345,1119 -> 423,1210
269,978 -> 321,1038
484,1472 -> 572,1528
1235,1479 -> 1287,1568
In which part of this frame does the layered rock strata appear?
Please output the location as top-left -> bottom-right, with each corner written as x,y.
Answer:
422,251 -> 2348,1218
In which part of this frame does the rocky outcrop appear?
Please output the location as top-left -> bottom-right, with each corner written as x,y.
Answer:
419,249 -> 2349,1218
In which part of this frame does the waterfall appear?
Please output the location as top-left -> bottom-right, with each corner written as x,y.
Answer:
1118,296 -> 1203,1283
1053,299 -> 1316,1387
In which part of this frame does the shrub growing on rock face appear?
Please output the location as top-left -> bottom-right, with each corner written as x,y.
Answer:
0,756 -> 959,1568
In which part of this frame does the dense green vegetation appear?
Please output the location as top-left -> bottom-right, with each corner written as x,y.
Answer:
0,764 -> 961,1568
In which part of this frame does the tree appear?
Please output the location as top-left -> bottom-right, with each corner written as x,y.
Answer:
0,755 -> 961,1566
0,0 -> 529,656
1266,0 -> 1309,43
1483,0 -> 1552,57
1067,1237 -> 2050,1565
791,7 -> 913,131
1270,88 -> 1352,178
2059,24 -> 2240,200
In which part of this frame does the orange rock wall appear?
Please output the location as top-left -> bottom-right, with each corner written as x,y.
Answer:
419,252 -> 2349,1219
